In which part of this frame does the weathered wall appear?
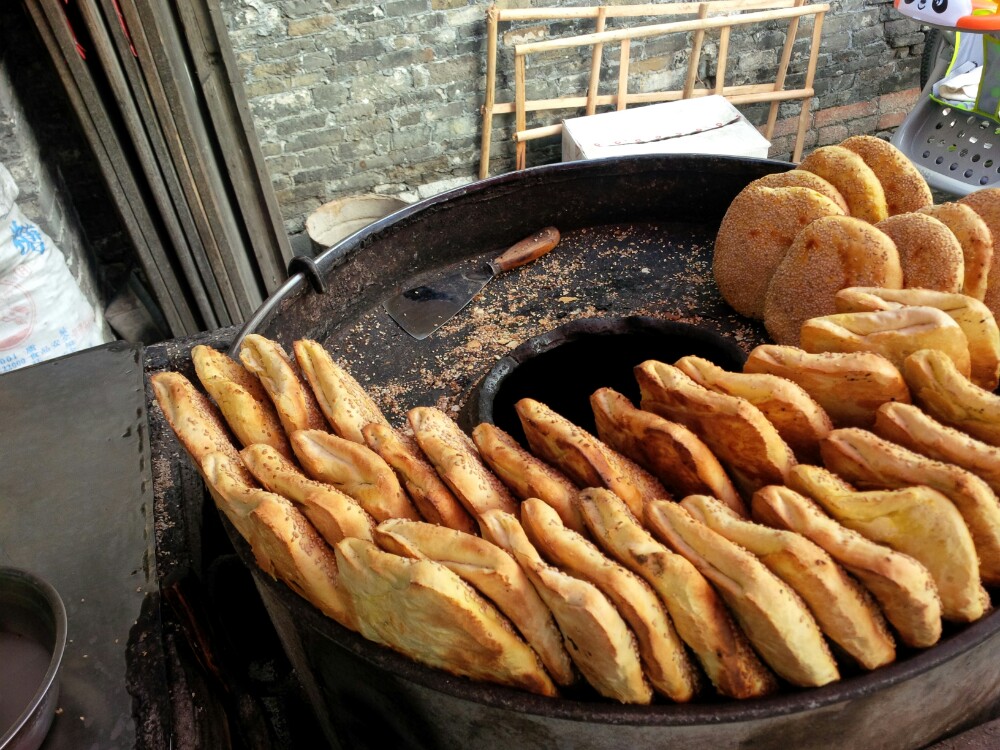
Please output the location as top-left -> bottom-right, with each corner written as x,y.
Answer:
220,0 -> 927,241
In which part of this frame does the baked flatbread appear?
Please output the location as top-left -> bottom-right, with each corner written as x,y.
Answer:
290,429 -> 421,522
515,397 -> 670,518
239,334 -> 328,435
521,498 -> 701,701
241,442 -> 376,544
576,487 -> 777,699
335,537 -> 557,696
682,494 -> 895,670
479,509 -> 653,703
590,387 -> 744,515
787,464 -> 988,623
472,422 -> 587,534
364,423 -> 477,534
645,499 -> 839,688
635,360 -> 796,497
751,484 -> 942,648
374,517 -> 575,686
294,339 -> 391,443
192,344 -> 293,459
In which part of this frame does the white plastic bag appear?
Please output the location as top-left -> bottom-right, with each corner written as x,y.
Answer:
0,164 -> 105,373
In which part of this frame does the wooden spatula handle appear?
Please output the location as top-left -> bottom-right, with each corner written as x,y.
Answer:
492,227 -> 560,272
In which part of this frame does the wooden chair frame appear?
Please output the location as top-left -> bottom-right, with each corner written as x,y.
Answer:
479,0 -> 829,178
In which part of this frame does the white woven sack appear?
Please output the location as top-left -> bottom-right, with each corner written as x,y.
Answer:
0,165 -> 104,373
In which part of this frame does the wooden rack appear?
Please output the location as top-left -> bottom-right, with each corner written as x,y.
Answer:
479,0 -> 829,178
24,0 -> 293,336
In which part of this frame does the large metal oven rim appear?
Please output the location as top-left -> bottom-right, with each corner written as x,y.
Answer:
226,153 -> 794,358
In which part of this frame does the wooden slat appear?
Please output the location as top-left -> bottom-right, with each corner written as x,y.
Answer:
78,0 -> 223,329
585,7 -> 608,116
617,38 -> 631,111
683,4 -> 710,98
495,0 -> 805,22
515,54 -> 527,170
794,10 -> 826,162
715,26 -> 731,95
25,0 -> 199,335
479,5 -> 500,180
765,0 -> 805,141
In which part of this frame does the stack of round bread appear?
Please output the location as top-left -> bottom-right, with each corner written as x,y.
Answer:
713,135 -> 1000,349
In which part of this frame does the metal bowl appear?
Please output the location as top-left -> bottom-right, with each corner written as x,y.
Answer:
0,568 -> 67,750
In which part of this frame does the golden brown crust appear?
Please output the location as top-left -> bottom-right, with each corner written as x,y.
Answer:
150,370 -> 255,485
903,348 -> 1000,446
335,537 -> 557,696
409,406 -> 518,518
819,426 -> 1000,586
752,169 -> 849,213
744,345 -> 911,429
750,484 -> 942,648
521,498 -> 701,701
839,135 -> 933,216
958,188 -> 1000,320
682,494 -> 895,670
875,213 -> 965,293
875,401 -> 1000,497
290,429 -> 422,522
800,306 -> 972,379
834,287 -> 1000,391
576,488 -> 778,699
373,517 -> 575,686
763,215 -> 902,346
798,145 -> 889,223
674,355 -> 833,466
239,334 -> 328,435
918,203 -> 994,300
240,442 -> 376,544
645,499 -> 839,688
713,184 -> 845,319
294,339 -> 391,443
471,422 -> 587,534
590,387 -> 745,515
479,509 -> 652,703
787,464 -> 988,623
515,398 -> 669,518
363,423 -> 478,534
635,360 -> 796,497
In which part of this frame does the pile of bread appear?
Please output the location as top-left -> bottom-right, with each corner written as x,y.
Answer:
713,135 -> 1000,349
152,319 -> 1000,704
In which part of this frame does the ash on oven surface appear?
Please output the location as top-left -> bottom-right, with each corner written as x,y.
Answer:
323,222 -> 767,427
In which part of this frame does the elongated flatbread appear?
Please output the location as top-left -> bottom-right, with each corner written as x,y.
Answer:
576,487 -> 777,699
521,498 -> 700,701
479,509 -> 652,703
290,429 -> 421,522
635,360 -> 796,497
590,387 -> 744,515
294,339 -> 391,443
752,484 -> 942,649
239,334 -> 328,435
681,494 -> 895,670
472,422 -> 587,534
192,344 -> 293,459
364,423 -> 477,534
645,499 -> 839,688
374,517 -> 575,686
241,442 -> 376,544
335,537 -> 557,696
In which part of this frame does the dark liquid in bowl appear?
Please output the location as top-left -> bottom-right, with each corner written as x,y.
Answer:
0,631 -> 51,733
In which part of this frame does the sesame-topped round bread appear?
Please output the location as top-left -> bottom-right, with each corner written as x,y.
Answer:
840,135 -> 933,216
918,202 -> 993,301
714,184 -> 845,320
763,215 -> 902,346
798,145 -> 889,224
752,169 -> 849,214
959,188 -> 1000,320
875,213 -> 964,294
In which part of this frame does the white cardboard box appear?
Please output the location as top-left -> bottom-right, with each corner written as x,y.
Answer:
561,95 -> 771,162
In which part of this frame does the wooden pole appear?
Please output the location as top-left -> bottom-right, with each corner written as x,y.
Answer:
479,5 -> 500,179
515,53 -> 527,170
715,26 -> 730,95
586,7 -> 608,116
617,38 -> 631,110
684,3 -> 710,99
765,0 -> 804,141
794,9 -> 825,161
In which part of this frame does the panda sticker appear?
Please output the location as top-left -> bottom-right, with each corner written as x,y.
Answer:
895,0 -> 1000,31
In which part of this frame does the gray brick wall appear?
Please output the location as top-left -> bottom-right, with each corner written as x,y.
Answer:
221,0 -> 927,238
